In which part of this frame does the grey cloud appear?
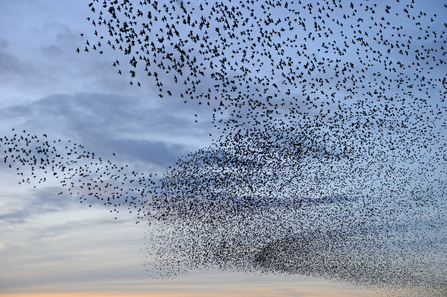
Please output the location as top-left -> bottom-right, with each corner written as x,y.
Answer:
0,92 -> 206,167
30,186 -> 75,210
0,51 -> 24,77
0,38 -> 7,49
0,104 -> 32,117
0,187 -> 75,225
41,45 -> 64,57
52,23 -> 79,44
0,210 -> 30,224
104,138 -> 186,167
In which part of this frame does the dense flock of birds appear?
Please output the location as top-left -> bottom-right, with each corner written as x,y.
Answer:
2,0 -> 447,296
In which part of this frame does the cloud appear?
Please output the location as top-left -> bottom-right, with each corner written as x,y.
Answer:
0,186 -> 77,225
0,37 -> 7,49
0,209 -> 30,224
0,51 -> 25,78
0,92 -> 210,166
41,44 -> 64,57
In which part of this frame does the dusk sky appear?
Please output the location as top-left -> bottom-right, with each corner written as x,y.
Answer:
0,0 -> 446,297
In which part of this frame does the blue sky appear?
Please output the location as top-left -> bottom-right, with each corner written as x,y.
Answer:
0,0 -> 446,296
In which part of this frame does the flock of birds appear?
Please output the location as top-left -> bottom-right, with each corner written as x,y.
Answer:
1,129 -> 154,222
2,0 -> 447,296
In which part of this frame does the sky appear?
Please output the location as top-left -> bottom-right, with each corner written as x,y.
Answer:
0,0 -> 446,296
